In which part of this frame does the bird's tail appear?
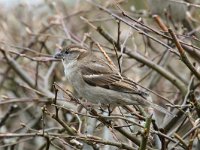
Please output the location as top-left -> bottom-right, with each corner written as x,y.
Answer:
150,103 -> 175,117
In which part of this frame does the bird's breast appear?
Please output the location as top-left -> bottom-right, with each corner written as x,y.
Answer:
62,60 -> 77,77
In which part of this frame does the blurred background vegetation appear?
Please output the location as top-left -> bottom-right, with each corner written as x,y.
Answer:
0,0 -> 200,149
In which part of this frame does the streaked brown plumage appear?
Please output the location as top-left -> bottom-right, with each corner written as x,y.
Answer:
54,45 -> 172,116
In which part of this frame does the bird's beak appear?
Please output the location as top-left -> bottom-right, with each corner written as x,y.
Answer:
54,51 -> 63,59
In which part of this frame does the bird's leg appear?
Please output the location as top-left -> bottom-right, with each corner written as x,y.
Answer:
107,104 -> 115,116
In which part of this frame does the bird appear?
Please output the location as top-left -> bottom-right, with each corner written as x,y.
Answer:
54,45 -> 172,116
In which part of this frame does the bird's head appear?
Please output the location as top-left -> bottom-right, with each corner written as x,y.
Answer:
54,45 -> 88,64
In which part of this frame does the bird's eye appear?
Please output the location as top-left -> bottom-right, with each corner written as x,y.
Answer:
64,51 -> 69,54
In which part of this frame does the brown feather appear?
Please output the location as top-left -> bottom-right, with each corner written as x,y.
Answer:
80,58 -> 148,97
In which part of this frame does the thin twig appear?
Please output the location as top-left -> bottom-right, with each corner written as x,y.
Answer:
139,115 -> 152,150
168,28 -> 200,80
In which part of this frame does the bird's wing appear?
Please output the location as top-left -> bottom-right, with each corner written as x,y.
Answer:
81,61 -> 147,96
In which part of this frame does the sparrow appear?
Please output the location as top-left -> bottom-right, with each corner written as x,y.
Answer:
54,45 -> 172,115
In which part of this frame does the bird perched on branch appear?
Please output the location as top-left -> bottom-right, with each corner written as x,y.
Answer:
54,45 -> 172,116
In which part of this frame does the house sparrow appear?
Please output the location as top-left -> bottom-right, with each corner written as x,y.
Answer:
54,45 -> 172,116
